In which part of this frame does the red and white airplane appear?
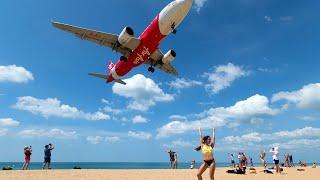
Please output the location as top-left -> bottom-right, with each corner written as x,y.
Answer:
52,0 -> 193,85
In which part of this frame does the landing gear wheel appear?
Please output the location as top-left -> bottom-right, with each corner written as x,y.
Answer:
148,66 -> 155,73
172,29 -> 177,34
120,56 -> 127,62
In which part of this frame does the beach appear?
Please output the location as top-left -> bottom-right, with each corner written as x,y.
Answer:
0,167 -> 318,180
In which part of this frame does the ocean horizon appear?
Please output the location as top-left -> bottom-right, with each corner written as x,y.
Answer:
0,162 -> 232,170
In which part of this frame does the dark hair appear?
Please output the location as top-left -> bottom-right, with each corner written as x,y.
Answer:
195,136 -> 210,151
45,145 -> 49,148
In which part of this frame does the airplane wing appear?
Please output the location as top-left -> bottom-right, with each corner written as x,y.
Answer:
145,49 -> 178,76
52,21 -> 140,57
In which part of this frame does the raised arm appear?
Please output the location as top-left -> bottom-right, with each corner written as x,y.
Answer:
199,127 -> 203,145
211,128 -> 216,147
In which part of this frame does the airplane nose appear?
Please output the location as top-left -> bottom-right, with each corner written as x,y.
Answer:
177,0 -> 193,10
158,0 -> 193,35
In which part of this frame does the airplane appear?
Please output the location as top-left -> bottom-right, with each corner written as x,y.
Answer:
52,0 -> 193,85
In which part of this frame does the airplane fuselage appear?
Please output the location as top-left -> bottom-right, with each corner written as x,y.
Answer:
107,0 -> 193,83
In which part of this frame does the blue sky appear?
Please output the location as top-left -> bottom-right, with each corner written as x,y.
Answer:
0,0 -> 320,163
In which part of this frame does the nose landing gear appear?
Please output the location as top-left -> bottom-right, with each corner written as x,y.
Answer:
148,66 -> 155,73
171,23 -> 177,34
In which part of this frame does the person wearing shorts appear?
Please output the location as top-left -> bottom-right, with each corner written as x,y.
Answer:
43,144 -> 54,169
270,147 -> 280,174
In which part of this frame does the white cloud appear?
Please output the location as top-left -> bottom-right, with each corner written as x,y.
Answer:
194,0 -> 208,13
168,78 -> 202,90
221,127 -> 320,151
204,63 -> 249,94
272,83 -> 320,110
112,74 -> 174,111
280,16 -> 293,22
264,15 -> 272,22
105,136 -> 121,143
273,127 -> 320,139
128,131 -> 152,140
18,128 -> 77,139
0,118 -> 20,127
298,116 -> 318,122
13,96 -> 110,121
169,115 -> 187,121
132,115 -> 148,124
86,136 -> 104,144
157,94 -> 278,138
0,65 -> 34,83
103,106 -> 122,115
271,139 -> 320,150
0,129 -> 8,136
172,139 -> 192,147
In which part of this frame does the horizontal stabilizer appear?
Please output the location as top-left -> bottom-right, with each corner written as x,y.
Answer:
88,73 -> 126,85
88,73 -> 107,79
114,79 -> 127,85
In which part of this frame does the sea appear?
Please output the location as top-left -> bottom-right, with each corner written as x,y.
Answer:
0,162 -> 231,170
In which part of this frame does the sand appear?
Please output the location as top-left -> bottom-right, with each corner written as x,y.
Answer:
0,167 -> 318,180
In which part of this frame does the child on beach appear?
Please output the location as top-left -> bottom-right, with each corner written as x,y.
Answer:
22,145 -> 32,170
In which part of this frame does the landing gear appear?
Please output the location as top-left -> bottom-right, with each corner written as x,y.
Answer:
171,23 -> 177,34
172,29 -> 177,34
120,56 -> 127,62
148,66 -> 155,73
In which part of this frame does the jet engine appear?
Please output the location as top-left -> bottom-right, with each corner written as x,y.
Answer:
162,50 -> 176,64
118,27 -> 134,46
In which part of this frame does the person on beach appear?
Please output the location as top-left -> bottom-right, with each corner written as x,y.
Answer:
270,146 -> 280,174
238,152 -> 242,166
174,153 -> 178,169
167,150 -> 177,169
190,160 -> 196,169
249,156 -> 253,167
284,153 -> 289,167
195,128 -> 216,180
239,153 -> 248,171
43,143 -> 54,169
289,154 -> 294,167
260,150 -> 267,170
229,153 -> 235,168
312,162 -> 317,168
22,145 -> 32,170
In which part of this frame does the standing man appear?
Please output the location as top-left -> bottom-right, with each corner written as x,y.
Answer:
229,153 -> 236,168
43,143 -> 54,169
289,154 -> 294,167
167,150 -> 176,169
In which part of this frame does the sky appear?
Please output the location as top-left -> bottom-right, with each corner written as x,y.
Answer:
0,0 -> 320,163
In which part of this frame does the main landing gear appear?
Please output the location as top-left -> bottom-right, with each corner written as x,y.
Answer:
120,56 -> 127,62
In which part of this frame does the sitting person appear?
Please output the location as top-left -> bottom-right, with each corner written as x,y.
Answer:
312,163 -> 317,168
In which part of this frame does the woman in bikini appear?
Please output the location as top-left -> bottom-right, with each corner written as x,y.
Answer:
195,128 -> 216,180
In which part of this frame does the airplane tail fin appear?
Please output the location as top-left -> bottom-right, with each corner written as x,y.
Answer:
107,61 -> 115,72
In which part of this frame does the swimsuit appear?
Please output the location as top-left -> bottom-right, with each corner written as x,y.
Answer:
202,145 -> 214,166
201,145 -> 213,154
204,159 -> 214,166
